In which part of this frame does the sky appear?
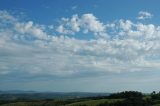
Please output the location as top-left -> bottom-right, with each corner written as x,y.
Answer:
0,0 -> 160,93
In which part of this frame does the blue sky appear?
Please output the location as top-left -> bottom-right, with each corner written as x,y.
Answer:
0,0 -> 160,93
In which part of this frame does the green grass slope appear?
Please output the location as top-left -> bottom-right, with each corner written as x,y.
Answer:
66,99 -> 123,106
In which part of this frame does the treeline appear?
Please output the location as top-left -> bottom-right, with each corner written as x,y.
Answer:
151,91 -> 160,99
77,91 -> 143,100
97,91 -> 149,106
108,91 -> 143,99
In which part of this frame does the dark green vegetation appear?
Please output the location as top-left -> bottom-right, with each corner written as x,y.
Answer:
1,91 -> 160,106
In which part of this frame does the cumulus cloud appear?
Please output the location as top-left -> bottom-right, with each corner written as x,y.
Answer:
137,11 -> 153,20
15,21 -> 49,40
0,10 -> 160,78
56,13 -> 107,37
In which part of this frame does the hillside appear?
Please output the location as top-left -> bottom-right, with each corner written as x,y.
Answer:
1,91 -> 160,106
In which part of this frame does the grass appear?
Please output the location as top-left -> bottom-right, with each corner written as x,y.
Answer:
66,99 -> 123,106
152,104 -> 160,106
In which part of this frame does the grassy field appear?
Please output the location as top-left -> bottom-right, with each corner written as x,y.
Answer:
66,99 -> 123,106
1,98 -> 160,106
0,99 -> 123,106
152,104 -> 160,106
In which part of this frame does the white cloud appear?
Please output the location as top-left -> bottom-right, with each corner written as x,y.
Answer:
56,15 -> 80,35
1,10 -> 160,77
56,13 -> 107,37
81,14 -> 106,36
0,10 -> 17,22
15,21 -> 48,40
137,11 -> 153,20
119,20 -> 133,31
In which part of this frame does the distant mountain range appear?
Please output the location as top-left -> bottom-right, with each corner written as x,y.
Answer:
0,90 -> 110,100
0,90 -> 37,94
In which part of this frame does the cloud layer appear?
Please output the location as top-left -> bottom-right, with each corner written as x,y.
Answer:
0,10 -> 160,78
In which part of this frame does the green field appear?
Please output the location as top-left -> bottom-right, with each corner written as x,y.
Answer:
66,99 -> 123,106
0,99 -> 123,106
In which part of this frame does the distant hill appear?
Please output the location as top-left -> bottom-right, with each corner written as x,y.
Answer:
0,90 -> 37,94
0,90 -> 110,100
